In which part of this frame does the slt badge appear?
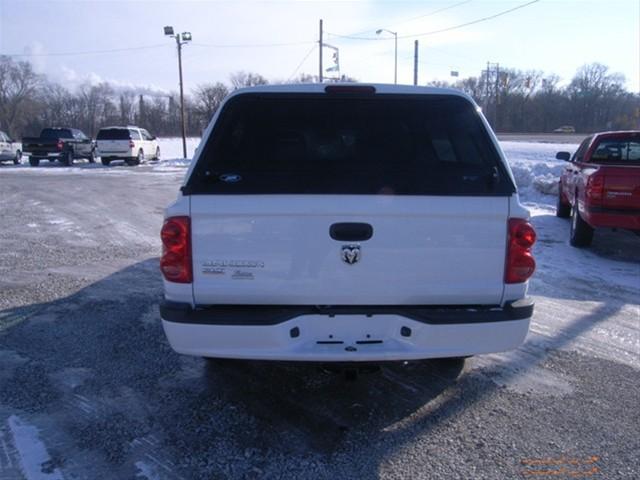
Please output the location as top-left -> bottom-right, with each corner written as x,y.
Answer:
341,245 -> 361,265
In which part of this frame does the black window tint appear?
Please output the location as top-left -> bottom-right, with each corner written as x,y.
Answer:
591,137 -> 640,164
41,128 -> 73,140
187,93 -> 514,196
97,129 -> 131,140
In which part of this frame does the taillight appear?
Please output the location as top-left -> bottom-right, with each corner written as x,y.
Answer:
129,140 -> 135,149
56,140 -> 64,150
160,216 -> 192,283
505,218 -> 536,284
585,174 -> 604,205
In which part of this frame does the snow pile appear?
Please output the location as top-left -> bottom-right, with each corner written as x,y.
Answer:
500,141 -> 578,204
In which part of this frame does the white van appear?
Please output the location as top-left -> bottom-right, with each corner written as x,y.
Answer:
159,84 -> 536,363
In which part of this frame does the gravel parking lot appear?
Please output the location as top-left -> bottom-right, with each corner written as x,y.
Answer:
0,159 -> 639,479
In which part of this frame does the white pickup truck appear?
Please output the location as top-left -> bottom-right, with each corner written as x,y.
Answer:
159,84 -> 536,363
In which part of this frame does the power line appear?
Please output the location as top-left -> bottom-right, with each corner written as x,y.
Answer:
288,44 -> 317,81
327,0 -> 540,41
191,40 -> 314,49
2,44 -> 168,57
1,39 -> 316,58
393,0 -> 474,27
330,0 -> 473,39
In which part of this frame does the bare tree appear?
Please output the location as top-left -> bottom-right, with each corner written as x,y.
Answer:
193,82 -> 229,126
77,82 -> 114,136
0,56 -> 42,137
118,91 -> 136,125
229,71 -> 268,90
567,63 -> 627,131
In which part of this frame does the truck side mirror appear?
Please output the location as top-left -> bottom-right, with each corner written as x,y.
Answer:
556,151 -> 571,162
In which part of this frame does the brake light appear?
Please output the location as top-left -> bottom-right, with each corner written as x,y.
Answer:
505,219 -> 536,284
325,85 -> 376,95
585,174 -> 604,205
160,216 -> 192,283
129,140 -> 135,149
56,140 -> 64,150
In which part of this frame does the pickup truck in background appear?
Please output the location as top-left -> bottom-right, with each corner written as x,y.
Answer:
556,131 -> 640,247
22,128 -> 95,166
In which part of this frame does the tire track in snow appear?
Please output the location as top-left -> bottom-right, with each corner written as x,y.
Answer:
3,416 -> 63,480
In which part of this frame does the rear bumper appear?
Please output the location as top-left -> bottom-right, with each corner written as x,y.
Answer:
584,207 -> 640,230
97,149 -> 134,157
25,152 -> 61,158
160,299 -> 533,362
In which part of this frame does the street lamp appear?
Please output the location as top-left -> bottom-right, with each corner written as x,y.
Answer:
376,28 -> 398,84
164,26 -> 192,159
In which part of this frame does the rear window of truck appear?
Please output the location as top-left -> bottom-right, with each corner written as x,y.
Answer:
97,129 -> 132,140
187,93 -> 515,196
41,128 -> 73,140
590,136 -> 640,165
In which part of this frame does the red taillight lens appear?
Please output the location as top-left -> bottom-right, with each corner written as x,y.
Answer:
505,218 -> 536,284
585,174 -> 604,205
56,140 -> 64,150
129,140 -> 135,149
160,216 -> 192,283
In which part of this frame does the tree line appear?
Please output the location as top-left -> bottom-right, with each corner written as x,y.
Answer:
0,55 -> 638,140
431,63 -> 639,133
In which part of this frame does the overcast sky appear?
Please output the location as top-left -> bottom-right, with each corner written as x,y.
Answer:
0,0 -> 638,95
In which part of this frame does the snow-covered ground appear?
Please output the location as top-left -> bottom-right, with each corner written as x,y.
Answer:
1,136 -> 638,480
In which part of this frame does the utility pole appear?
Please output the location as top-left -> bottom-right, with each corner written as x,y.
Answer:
495,63 -> 500,129
319,19 -> 323,83
483,61 -> 501,126
376,29 -> 398,84
176,39 -> 187,159
413,40 -> 419,86
485,61 -> 491,115
394,32 -> 398,84
164,26 -> 192,159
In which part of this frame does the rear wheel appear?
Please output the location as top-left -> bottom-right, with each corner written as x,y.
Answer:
155,147 -> 160,160
126,149 -> 143,166
13,150 -> 22,165
101,157 -> 111,166
556,184 -> 571,218
29,157 -> 40,167
63,151 -> 74,166
570,204 -> 594,247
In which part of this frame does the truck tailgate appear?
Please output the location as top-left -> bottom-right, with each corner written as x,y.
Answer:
98,140 -> 130,153
190,195 -> 508,306
602,166 -> 640,209
23,140 -> 57,155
